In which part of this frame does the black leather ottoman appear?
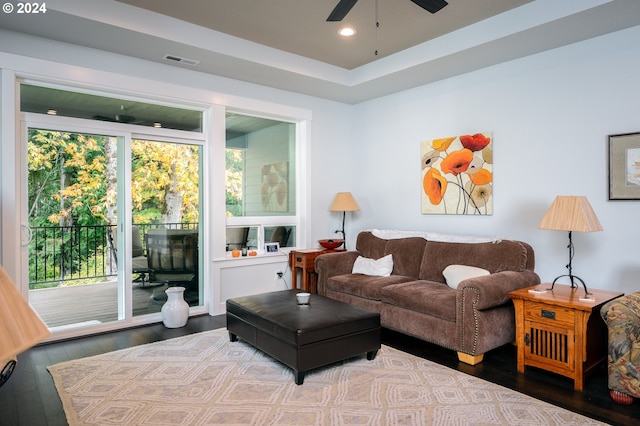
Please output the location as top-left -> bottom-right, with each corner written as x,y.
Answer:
226,289 -> 380,384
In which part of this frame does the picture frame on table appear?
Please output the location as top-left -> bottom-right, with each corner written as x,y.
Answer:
609,132 -> 640,200
264,242 -> 280,254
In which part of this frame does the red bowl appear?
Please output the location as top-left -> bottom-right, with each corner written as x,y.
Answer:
318,239 -> 344,249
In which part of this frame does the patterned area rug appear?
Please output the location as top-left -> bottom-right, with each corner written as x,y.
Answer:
48,329 -> 607,425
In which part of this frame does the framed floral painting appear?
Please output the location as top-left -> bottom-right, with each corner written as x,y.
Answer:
421,132 -> 493,215
261,162 -> 288,212
609,132 -> 640,200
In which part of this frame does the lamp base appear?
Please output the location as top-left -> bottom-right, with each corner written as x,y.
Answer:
546,274 -> 591,296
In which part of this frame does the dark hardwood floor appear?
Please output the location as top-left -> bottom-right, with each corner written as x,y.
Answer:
1,314 -> 637,426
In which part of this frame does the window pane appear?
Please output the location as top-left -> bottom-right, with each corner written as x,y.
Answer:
225,113 -> 296,217
20,84 -> 203,132
265,226 -> 295,248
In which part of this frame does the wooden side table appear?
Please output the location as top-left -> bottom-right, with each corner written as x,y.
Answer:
289,248 -> 345,293
509,283 -> 623,391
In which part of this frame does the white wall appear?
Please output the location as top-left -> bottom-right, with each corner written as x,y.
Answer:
349,25 -> 640,294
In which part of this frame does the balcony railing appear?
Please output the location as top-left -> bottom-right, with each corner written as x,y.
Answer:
29,222 -> 198,288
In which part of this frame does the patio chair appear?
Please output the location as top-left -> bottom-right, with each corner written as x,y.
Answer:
226,226 -> 249,251
270,226 -> 291,247
146,229 -> 199,292
107,226 -> 151,284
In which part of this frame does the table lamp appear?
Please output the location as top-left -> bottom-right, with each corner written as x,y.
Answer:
329,192 -> 360,250
0,265 -> 50,387
538,195 -> 603,296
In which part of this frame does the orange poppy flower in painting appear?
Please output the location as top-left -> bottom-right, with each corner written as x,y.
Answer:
460,134 -> 491,152
432,136 -> 456,152
470,169 -> 493,185
440,148 -> 473,175
423,168 -> 448,205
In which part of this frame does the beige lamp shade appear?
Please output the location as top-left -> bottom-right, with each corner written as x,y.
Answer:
329,192 -> 360,212
0,265 -> 50,365
538,196 -> 603,233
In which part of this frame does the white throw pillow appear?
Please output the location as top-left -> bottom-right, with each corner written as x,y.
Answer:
352,254 -> 394,277
443,264 -> 490,289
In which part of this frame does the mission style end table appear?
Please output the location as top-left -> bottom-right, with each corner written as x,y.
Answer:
509,283 -> 623,391
289,248 -> 345,293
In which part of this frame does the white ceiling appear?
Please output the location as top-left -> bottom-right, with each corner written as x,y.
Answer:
1,0 -> 640,104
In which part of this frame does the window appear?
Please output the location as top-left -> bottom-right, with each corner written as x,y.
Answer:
19,83 -> 205,333
20,84 -> 203,132
225,112 -> 297,250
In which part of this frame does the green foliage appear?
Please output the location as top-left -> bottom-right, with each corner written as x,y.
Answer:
27,130 -> 201,288
226,148 -> 243,216
131,140 -> 200,223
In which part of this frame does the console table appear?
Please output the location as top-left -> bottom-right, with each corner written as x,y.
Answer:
289,248 -> 345,293
509,283 -> 623,391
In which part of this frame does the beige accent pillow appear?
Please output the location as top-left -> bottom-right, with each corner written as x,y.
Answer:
352,254 -> 394,277
443,264 -> 490,289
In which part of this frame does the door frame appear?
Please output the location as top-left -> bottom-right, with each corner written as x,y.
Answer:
17,112 -> 207,340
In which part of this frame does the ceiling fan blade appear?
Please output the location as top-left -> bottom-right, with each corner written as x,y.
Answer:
327,0 -> 358,22
410,0 -> 448,14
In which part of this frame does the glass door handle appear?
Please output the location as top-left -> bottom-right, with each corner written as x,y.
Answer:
21,224 -> 32,246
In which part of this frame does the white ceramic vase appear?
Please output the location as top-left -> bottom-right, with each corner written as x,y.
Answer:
161,286 -> 189,328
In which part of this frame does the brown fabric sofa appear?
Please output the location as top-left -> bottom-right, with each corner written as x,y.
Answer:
315,231 -> 540,364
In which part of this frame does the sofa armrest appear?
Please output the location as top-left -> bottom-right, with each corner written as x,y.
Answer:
456,270 -> 540,356
457,270 -> 541,311
314,251 -> 361,296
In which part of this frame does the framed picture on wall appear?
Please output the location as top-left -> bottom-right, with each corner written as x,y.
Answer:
609,132 -> 640,200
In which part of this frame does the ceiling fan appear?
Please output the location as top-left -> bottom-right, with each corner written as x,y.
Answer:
93,105 -> 147,125
327,0 -> 448,21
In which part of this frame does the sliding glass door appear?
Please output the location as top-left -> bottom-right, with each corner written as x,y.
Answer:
25,127 -> 125,330
23,125 -> 203,331
17,82 -> 205,336
129,138 -> 202,313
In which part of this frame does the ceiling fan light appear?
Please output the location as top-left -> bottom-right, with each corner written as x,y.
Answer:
338,27 -> 357,37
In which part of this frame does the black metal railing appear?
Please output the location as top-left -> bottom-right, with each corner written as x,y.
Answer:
29,222 -> 198,288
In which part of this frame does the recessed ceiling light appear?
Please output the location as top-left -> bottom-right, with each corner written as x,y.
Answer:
47,109 -> 57,115
154,122 -> 162,128
338,27 -> 357,37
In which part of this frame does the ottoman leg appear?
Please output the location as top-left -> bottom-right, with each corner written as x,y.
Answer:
294,370 -> 305,385
367,349 -> 378,361
229,331 -> 238,342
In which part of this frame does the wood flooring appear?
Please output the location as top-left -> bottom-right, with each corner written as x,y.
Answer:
1,314 -> 637,426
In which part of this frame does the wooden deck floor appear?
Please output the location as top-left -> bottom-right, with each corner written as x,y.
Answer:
29,281 -> 199,328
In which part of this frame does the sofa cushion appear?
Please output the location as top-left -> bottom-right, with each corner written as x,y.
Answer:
356,232 -> 388,259
381,280 -> 456,322
443,264 -> 490,289
419,240 -> 529,282
352,254 -> 393,276
384,237 -> 427,278
327,274 -> 415,301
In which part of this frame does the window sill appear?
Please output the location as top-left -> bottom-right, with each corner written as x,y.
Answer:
214,250 -> 289,263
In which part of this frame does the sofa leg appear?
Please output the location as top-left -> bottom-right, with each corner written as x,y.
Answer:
610,389 -> 635,405
457,352 -> 484,365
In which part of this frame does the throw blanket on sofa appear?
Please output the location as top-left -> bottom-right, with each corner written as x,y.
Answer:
370,229 -> 501,244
